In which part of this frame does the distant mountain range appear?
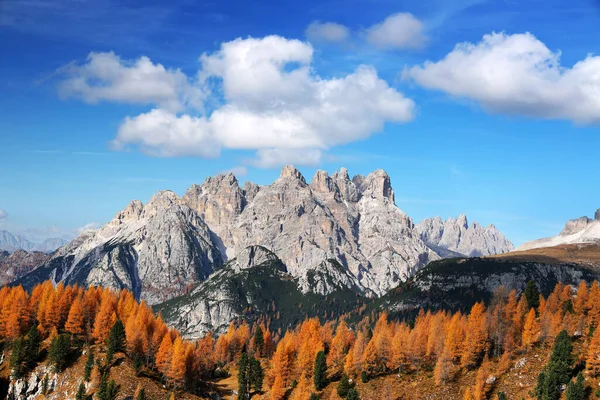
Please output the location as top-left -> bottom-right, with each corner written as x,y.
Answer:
518,208 -> 600,251
0,230 -> 67,253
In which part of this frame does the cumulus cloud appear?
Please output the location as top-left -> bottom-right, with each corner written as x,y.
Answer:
403,32 -> 600,123
58,52 -> 204,112
104,35 -> 415,167
366,13 -> 426,49
305,21 -> 350,43
0,209 -> 7,222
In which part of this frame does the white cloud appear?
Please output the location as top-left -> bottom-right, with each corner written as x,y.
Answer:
77,222 -> 101,234
249,148 -> 323,169
58,52 -> 204,112
305,21 -> 350,43
366,13 -> 426,49
106,35 -> 415,166
0,209 -> 7,223
114,109 -> 219,157
403,32 -> 600,123
220,166 -> 248,176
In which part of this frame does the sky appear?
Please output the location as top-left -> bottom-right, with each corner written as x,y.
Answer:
1,0 -> 599,246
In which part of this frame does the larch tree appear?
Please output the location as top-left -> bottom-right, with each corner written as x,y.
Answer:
434,346 -> 454,385
587,323 -> 600,376
461,302 -> 488,369
92,295 -> 116,344
169,337 -> 188,388
156,333 -> 174,377
270,374 -> 285,400
522,308 -> 540,349
65,297 -> 86,337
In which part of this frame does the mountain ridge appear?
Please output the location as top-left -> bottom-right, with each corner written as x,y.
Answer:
13,165 -> 513,308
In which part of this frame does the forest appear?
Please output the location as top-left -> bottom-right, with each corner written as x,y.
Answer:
2,279 -> 600,399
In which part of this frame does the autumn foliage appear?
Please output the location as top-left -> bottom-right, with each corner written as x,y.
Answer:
3,278 -> 600,398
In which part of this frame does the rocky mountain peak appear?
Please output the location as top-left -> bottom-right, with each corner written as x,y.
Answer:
457,214 -> 469,229
561,216 -> 593,236
416,215 -> 513,257
331,168 -> 359,202
595,208 -> 600,220
279,165 -> 307,184
243,181 -> 260,203
358,169 -> 395,203
202,172 -> 240,192
310,170 -> 336,193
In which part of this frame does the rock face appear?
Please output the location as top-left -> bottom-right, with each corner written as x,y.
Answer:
381,256 -> 600,312
0,250 -> 50,285
17,165 -> 513,308
156,246 -> 361,339
518,209 -> 600,251
416,215 -> 514,257
16,191 -> 222,305
183,166 -> 439,296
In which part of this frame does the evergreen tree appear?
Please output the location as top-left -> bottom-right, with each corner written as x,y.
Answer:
565,373 -> 585,400
313,350 -> 327,391
238,352 -> 250,399
97,373 -> 118,400
249,356 -> 264,392
9,337 -> 27,379
84,349 -> 95,382
48,333 -> 71,372
337,373 -> 350,398
534,330 -> 574,400
76,382 -> 86,400
309,394 -> 320,400
347,388 -> 360,400
26,324 -> 41,365
97,373 -> 108,400
497,392 -> 507,400
134,383 -> 147,400
253,326 -> 264,357
106,380 -> 119,400
525,281 -> 540,310
106,320 -> 125,366
42,374 -> 49,395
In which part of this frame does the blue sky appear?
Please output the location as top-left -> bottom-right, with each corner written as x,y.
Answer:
1,0 -> 599,246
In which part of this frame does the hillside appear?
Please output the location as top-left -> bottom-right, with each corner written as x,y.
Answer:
3,278 -> 600,400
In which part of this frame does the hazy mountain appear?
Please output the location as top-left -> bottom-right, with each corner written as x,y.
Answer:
416,215 -> 514,257
518,208 -> 600,251
0,230 -> 67,253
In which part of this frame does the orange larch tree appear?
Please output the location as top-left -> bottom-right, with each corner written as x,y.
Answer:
92,293 -> 117,344
461,302 -> 488,369
156,333 -> 174,377
65,296 -> 86,337
587,323 -> 600,376
522,308 -> 540,349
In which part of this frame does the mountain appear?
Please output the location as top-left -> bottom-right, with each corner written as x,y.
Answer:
0,230 -> 67,253
183,166 -> 438,296
15,191 -> 223,304
378,244 -> 600,315
518,208 -> 600,251
32,238 -> 68,253
155,245 -> 363,338
0,230 -> 35,252
14,165 -> 513,306
416,215 -> 514,257
0,250 -> 50,285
